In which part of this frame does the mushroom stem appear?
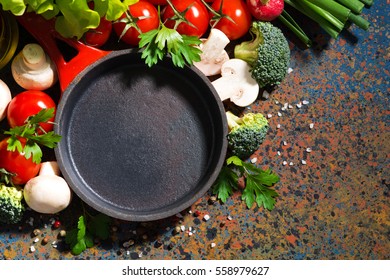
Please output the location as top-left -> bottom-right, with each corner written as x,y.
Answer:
193,28 -> 230,76
200,28 -> 230,63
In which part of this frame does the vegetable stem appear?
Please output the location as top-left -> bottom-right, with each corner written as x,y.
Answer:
348,13 -> 370,30
335,0 -> 365,14
278,11 -> 312,47
358,0 -> 374,6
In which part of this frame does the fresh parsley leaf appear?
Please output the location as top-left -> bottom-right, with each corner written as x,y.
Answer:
3,108 -> 62,164
212,166 -> 239,203
65,213 -> 111,255
212,155 -> 280,210
139,22 -> 201,68
242,168 -> 280,210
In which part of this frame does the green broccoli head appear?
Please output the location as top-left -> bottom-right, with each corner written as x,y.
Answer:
234,21 -> 290,88
0,184 -> 25,224
226,111 -> 269,159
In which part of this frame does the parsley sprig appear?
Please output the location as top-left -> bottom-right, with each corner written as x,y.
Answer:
212,156 -> 280,210
138,5 -> 202,68
4,108 -> 62,164
65,212 -> 111,255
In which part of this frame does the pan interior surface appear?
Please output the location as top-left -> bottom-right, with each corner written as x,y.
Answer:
55,52 -> 227,221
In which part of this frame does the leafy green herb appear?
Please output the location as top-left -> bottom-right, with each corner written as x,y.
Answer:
4,108 -> 62,164
212,156 -> 280,210
65,213 -> 111,255
0,0 -> 138,39
139,10 -> 202,68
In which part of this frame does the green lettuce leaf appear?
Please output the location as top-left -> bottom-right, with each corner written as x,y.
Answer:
0,0 -> 27,15
55,0 -> 100,39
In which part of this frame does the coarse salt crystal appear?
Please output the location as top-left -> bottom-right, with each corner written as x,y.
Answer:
277,151 -> 281,156
301,160 -> 307,165
283,161 -> 288,166
309,123 -> 314,129
283,141 -> 288,146
277,124 -> 281,129
262,91 -> 270,99
281,107 -> 286,111
288,104 -> 293,109
188,232 -> 193,236
289,162 -> 294,166
306,148 -> 312,153
287,67 -> 294,74
296,103 -> 302,108
267,113 -> 272,118
227,215 -> 233,221
275,100 -> 279,104
251,157 -> 257,163
277,112 -> 282,117
180,225 -> 186,232
30,246 -> 35,252
302,100 -> 309,105
211,243 -> 216,248
203,214 -> 210,221
34,238 -> 39,243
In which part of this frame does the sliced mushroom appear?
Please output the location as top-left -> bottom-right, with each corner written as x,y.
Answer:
212,59 -> 259,107
193,28 -> 230,76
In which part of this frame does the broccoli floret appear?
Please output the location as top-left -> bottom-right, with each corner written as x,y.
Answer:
226,111 -> 269,159
234,21 -> 290,88
0,184 -> 25,224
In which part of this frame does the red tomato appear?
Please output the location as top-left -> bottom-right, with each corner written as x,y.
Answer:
145,0 -> 168,5
0,138 -> 41,185
83,17 -> 113,47
7,90 -> 56,133
210,0 -> 252,40
113,1 -> 160,46
162,0 -> 209,38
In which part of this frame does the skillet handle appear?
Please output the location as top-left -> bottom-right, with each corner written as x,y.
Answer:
16,13 -> 110,93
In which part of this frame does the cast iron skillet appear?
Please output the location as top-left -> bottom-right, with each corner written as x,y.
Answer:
18,14 -> 228,221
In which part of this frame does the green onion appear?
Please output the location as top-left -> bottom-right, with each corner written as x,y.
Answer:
281,0 -> 372,45
278,10 -> 312,47
349,13 -> 370,30
335,0 -> 365,14
359,0 -> 374,7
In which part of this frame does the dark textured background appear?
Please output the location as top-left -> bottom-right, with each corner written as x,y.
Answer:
0,1 -> 389,259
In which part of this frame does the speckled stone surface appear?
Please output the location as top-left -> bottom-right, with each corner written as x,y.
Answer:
0,3 -> 389,260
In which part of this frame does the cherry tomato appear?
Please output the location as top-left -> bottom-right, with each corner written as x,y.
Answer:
7,90 -> 56,133
162,0 -> 209,38
0,138 -> 41,185
83,17 -> 113,48
210,0 -> 252,40
145,0 -> 168,5
113,1 -> 160,46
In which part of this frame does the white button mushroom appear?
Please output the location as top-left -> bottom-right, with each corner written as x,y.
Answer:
23,161 -> 72,214
0,79 -> 12,121
211,58 -> 259,107
11,43 -> 58,90
193,28 -> 230,76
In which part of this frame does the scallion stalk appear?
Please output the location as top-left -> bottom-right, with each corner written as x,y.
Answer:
335,0 -> 365,14
278,10 -> 312,47
348,13 -> 370,30
306,0 -> 351,23
359,0 -> 374,7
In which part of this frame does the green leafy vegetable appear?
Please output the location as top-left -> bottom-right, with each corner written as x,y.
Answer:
65,213 -> 111,255
4,108 -> 62,164
0,0 -> 138,39
139,11 -> 202,68
212,156 -> 280,210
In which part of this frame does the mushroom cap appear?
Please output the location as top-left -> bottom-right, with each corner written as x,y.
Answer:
24,175 -> 72,214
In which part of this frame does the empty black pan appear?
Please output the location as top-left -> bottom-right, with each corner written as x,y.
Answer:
18,14 -> 227,221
